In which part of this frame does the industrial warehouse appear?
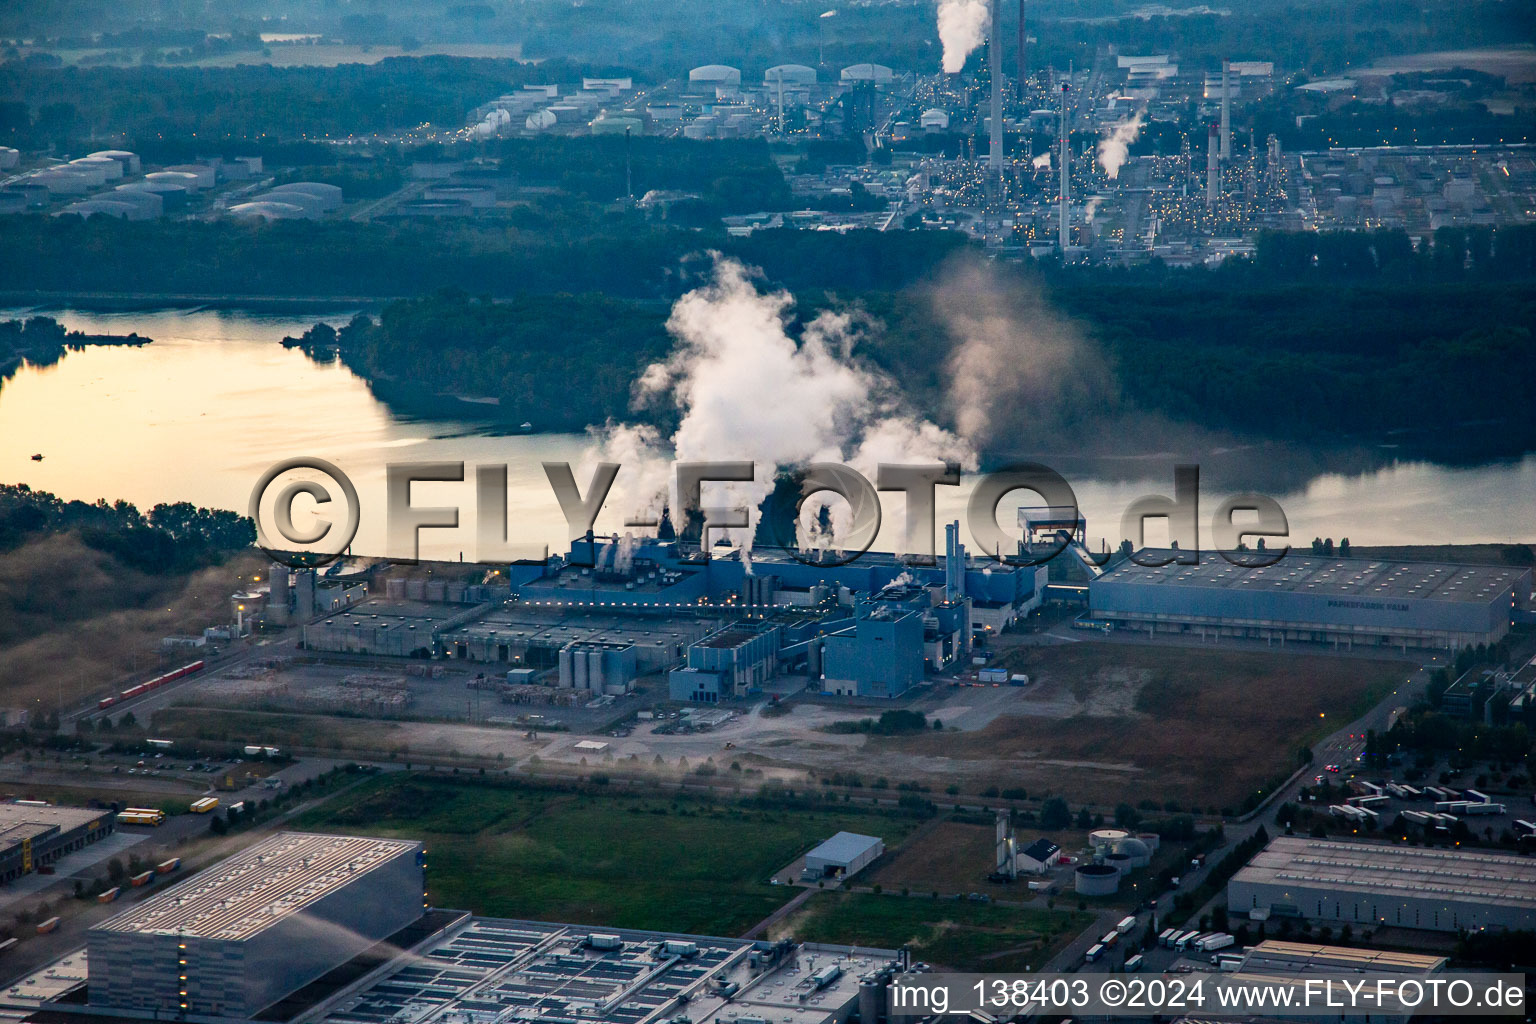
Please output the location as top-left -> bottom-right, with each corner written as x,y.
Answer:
1089,552 -> 1531,650
86,832 -> 425,1018
1227,836 -> 1536,933
2,833 -> 913,1024
0,804 -> 115,883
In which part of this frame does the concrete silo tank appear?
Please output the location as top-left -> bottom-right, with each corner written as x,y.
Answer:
1075,863 -> 1120,896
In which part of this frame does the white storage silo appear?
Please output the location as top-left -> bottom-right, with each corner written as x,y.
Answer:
228,201 -> 309,221
89,150 -> 141,174
146,170 -> 204,192
164,163 -> 217,188
266,182 -> 343,211
71,156 -> 123,180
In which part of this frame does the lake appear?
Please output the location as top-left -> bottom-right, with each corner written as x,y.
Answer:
1,308 -> 1531,563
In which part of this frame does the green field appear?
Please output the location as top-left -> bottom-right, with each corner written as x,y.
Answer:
292,774 -> 924,936
779,892 -> 1093,971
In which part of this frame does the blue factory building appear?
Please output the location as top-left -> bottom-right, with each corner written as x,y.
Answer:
668,623 -> 781,702
515,524 -> 1046,700
821,604 -> 925,698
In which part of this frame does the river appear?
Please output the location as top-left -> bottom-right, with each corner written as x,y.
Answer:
1,308 -> 1531,562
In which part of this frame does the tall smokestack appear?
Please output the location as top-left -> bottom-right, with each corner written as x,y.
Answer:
1059,83 -> 1070,249
1206,122 -> 1220,208
1015,0 -> 1026,102
988,0 -> 1003,173
1219,60 -> 1231,161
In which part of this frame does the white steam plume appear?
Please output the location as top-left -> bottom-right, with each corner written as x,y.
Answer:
1031,152 -> 1052,170
936,0 -> 990,74
588,257 -> 973,557
1096,110 -> 1144,179
1083,196 -> 1104,223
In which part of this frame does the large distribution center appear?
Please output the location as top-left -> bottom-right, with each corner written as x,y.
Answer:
0,804 -> 114,883
1090,552 -> 1530,650
310,918 -> 900,1024
87,831 -> 424,1017
1228,836 -> 1536,932
8,869 -> 912,1024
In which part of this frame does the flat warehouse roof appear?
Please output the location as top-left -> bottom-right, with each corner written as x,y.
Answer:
805,832 -> 882,864
1241,940 -> 1444,974
1098,553 -> 1527,606
0,805 -> 109,832
92,832 -> 417,941
1232,836 -> 1536,907
313,917 -> 891,1024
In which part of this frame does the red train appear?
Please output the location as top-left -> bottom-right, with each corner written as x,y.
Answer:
97,660 -> 205,710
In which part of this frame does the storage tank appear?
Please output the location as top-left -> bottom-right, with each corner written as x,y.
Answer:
385,578 -> 406,601
250,190 -> 324,217
28,169 -> 95,195
101,189 -> 162,218
1112,837 -> 1152,868
1136,832 -> 1161,854
164,163 -> 217,188
116,180 -> 190,209
146,170 -> 204,192
1088,828 -> 1129,853
1103,851 -> 1134,875
90,149 -> 141,174
71,156 -> 123,180
688,65 -> 742,88
1075,863 -> 1121,895
840,63 -> 895,85
59,161 -> 108,186
858,975 -> 887,1024
56,198 -> 143,220
764,64 -> 817,86
228,201 -> 309,221
0,146 -> 18,170
266,181 -> 343,211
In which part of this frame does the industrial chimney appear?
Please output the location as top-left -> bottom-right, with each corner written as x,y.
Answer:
1219,60 -> 1232,161
1059,82 -> 1071,250
988,0 -> 1004,173
1206,122 -> 1220,208
1015,0 -> 1026,102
